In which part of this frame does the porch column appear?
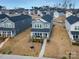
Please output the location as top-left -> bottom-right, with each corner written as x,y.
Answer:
0,31 -> 1,37
6,31 -> 8,37
78,35 -> 79,39
42,33 -> 43,39
11,31 -> 13,37
1,31 -> 3,37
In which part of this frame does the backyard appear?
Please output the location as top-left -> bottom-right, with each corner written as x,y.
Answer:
44,16 -> 79,59
0,28 -> 41,57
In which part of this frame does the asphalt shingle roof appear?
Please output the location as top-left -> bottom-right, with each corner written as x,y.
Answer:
0,14 -> 32,22
66,15 -> 79,24
42,14 -> 53,23
0,14 -> 9,19
10,14 -> 31,22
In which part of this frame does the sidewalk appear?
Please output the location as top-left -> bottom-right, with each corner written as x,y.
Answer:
0,38 -> 9,48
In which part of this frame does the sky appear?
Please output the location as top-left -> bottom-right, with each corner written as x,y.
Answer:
0,0 -> 79,9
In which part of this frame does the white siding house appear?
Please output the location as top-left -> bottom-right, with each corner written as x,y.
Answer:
0,14 -> 32,37
54,11 -> 59,19
77,13 -> 79,17
37,10 -> 43,16
65,15 -> 79,43
0,17 -> 15,37
31,15 -> 53,41
65,11 -> 73,18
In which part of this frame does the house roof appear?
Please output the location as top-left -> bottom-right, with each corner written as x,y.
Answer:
0,14 -> 9,19
10,14 -> 32,22
33,18 -> 48,23
42,14 -> 53,23
0,14 -> 32,22
66,15 -> 79,24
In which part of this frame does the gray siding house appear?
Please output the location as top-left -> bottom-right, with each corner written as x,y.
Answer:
31,14 -> 53,41
0,14 -> 32,37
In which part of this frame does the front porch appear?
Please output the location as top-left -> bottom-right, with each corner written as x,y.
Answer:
31,32 -> 49,42
71,31 -> 79,42
0,30 -> 15,38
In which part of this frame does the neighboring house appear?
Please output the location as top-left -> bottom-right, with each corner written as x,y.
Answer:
65,15 -> 79,43
59,12 -> 65,16
76,13 -> 79,17
37,10 -> 43,16
31,15 -> 53,41
28,9 -> 32,15
53,11 -> 59,18
66,11 -> 73,18
0,14 -> 32,37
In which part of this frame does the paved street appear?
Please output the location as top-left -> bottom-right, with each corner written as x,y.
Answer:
0,54 -> 55,59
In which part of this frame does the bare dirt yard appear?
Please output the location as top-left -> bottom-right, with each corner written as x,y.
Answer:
44,16 -> 79,59
0,28 -> 41,57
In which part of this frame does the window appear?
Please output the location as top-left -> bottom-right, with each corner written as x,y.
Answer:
78,26 -> 79,30
34,33 -> 42,38
0,34 -> 1,36
40,25 -> 42,28
44,24 -> 49,28
35,33 -> 37,35
35,24 -> 37,28
75,26 -> 77,30
73,35 -> 75,39
76,35 -> 78,39
40,33 -> 42,37
75,26 -> 79,30
45,33 -> 47,36
40,33 -> 42,35
44,33 -> 47,38
36,33 -> 40,37
73,35 -> 79,39
35,24 -> 42,28
37,25 -> 39,28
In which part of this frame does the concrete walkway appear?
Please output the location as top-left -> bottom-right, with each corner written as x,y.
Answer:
0,38 -> 9,48
39,39 -> 47,57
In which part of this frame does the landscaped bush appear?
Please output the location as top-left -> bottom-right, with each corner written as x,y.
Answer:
2,47 -> 12,54
2,50 -> 12,54
72,42 -> 79,46
61,56 -> 67,59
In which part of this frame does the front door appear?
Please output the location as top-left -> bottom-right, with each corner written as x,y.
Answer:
44,33 -> 47,38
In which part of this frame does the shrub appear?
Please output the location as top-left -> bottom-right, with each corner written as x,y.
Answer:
61,56 -> 67,59
2,47 -> 12,54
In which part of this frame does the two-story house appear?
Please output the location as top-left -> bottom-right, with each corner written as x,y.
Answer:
65,15 -> 79,43
31,15 -> 53,41
0,14 -> 32,37
65,11 -> 73,18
